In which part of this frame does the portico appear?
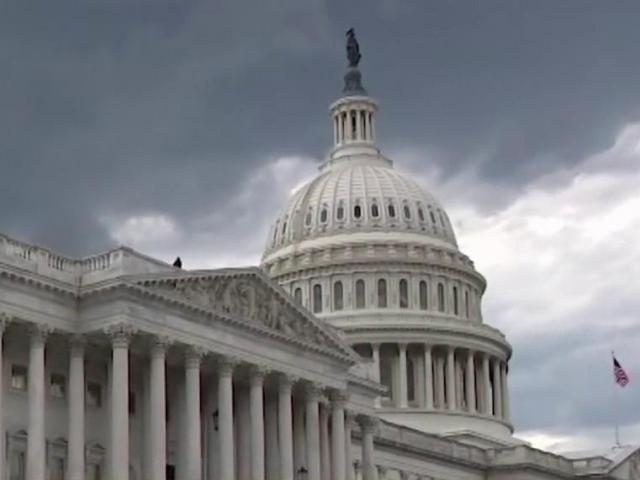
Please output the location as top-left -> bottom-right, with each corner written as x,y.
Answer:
0,244 -> 381,480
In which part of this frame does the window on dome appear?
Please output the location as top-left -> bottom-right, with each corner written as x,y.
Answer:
407,355 -> 416,403
320,208 -> 328,223
438,211 -> 446,227
388,203 -> 396,218
354,204 -> 362,219
294,288 -> 303,306
371,203 -> 379,218
418,207 -> 425,222
403,205 -> 411,220
377,279 -> 387,308
399,279 -> 409,308
313,284 -> 323,313
281,221 -> 287,236
333,281 -> 344,311
453,286 -> 459,315
465,290 -> 470,318
355,280 -> 366,309
419,281 -> 428,310
429,210 -> 436,224
337,203 -> 345,220
437,283 -> 445,312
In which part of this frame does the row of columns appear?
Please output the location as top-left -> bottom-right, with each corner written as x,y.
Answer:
0,322 -> 380,480
367,343 -> 510,421
333,108 -> 375,145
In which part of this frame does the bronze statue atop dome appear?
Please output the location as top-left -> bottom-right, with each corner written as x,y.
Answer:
346,28 -> 361,67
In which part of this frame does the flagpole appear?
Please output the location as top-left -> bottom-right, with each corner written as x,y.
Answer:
612,350 -> 621,447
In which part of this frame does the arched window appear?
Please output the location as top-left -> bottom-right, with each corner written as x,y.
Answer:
403,205 -> 411,219
337,202 -> 345,220
437,283 -> 445,312
419,281 -> 428,310
294,288 -> 302,306
355,279 -> 366,309
320,208 -> 328,223
388,203 -> 396,218
377,279 -> 387,308
313,284 -> 323,313
465,290 -> 470,318
351,111 -> 357,140
333,281 -> 344,311
354,204 -> 362,219
418,207 -> 425,222
429,210 -> 437,224
371,203 -> 380,218
438,211 -> 446,227
399,279 -> 409,308
453,286 -> 459,315
281,221 -> 287,236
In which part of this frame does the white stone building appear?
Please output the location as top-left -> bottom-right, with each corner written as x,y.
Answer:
0,33 -> 639,480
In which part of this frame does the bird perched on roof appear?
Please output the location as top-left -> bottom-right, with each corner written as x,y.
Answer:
173,257 -> 182,268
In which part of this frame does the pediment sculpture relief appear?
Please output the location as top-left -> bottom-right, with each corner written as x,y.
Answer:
144,276 -> 330,348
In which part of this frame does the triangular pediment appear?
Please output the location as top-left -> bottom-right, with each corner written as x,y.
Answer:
132,268 -> 355,362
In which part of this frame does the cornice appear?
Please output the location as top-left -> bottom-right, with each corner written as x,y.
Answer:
0,264 -> 78,298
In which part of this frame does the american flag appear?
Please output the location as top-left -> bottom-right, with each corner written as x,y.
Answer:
613,355 -> 630,387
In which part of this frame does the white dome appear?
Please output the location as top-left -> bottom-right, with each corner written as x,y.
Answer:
264,156 -> 457,256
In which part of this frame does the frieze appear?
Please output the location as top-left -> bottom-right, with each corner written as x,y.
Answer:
140,275 -> 332,349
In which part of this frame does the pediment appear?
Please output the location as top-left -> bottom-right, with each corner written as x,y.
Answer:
134,269 -> 354,361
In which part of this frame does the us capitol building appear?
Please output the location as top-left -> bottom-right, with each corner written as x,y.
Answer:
0,32 -> 638,480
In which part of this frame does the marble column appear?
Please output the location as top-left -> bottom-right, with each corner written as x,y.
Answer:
250,367 -> 266,480
0,317 -> 6,480
501,362 -> 511,422
278,375 -> 294,480
330,391 -> 347,480
397,344 -> 408,408
359,417 -> 378,480
465,351 -> 476,414
304,384 -> 321,480
218,359 -> 235,480
185,348 -> 203,480
149,338 -> 169,480
344,413 -> 355,480
320,403 -> 331,480
423,345 -> 434,409
482,354 -> 492,415
446,347 -> 456,411
493,358 -> 503,419
26,326 -> 48,480
108,324 -> 133,480
68,336 -> 86,480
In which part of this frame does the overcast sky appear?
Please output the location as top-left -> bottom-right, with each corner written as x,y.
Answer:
2,0 -> 640,452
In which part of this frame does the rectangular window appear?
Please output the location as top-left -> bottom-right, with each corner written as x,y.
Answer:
50,373 -> 66,399
10,450 -> 25,480
87,382 -> 102,407
11,365 -> 27,391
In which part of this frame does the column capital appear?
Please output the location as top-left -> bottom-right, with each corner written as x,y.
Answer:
345,410 -> 358,428
248,365 -> 269,386
185,346 -> 205,368
104,323 -> 136,348
397,342 -> 407,352
0,312 -> 11,332
29,323 -> 52,345
329,388 -> 349,407
424,343 -> 432,352
302,381 -> 323,401
150,335 -> 172,357
69,335 -> 86,354
278,372 -> 298,391
358,415 -> 379,433
217,356 -> 239,377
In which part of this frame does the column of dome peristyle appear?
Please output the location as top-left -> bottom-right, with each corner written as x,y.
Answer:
329,96 -> 380,160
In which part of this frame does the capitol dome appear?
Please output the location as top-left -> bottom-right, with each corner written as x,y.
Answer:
262,35 -> 515,447
264,157 -> 458,258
